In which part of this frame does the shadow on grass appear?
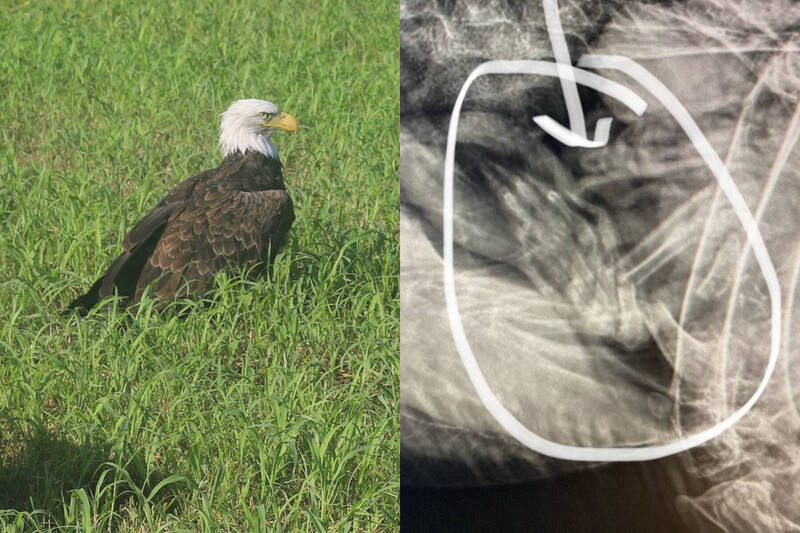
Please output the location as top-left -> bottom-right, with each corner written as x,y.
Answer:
0,423 -> 189,523
0,424 -> 107,510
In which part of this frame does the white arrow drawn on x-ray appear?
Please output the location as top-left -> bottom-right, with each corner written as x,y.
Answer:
533,0 -> 612,147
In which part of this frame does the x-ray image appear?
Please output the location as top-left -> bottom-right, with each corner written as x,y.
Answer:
401,0 -> 800,530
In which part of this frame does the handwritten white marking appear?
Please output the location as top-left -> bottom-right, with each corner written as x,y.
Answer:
442,53 -> 782,460
533,0 -> 613,147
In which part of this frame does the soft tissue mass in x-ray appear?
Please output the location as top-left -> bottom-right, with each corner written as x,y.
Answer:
401,0 -> 800,530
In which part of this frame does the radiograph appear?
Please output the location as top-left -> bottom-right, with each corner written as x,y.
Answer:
401,0 -> 800,530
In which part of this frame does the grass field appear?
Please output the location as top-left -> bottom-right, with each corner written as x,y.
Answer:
0,0 -> 398,530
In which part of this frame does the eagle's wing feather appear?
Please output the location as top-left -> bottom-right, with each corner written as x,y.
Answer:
122,168 -> 214,250
134,189 -> 294,301
122,202 -> 185,250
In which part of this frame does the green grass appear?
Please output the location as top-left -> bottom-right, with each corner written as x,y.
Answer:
0,0 -> 399,530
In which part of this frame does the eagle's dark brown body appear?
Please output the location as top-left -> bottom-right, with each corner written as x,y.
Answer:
68,151 -> 294,313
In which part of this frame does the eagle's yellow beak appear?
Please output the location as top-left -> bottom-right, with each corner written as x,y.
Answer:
265,112 -> 298,134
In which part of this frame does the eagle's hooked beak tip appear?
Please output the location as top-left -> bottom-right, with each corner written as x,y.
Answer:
266,112 -> 298,134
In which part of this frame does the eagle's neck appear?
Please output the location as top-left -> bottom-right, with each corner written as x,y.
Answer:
219,130 -> 280,161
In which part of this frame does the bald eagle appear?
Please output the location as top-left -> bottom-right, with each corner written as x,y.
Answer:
67,99 -> 298,314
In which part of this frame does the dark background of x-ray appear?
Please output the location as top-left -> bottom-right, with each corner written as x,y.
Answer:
401,0 -> 800,531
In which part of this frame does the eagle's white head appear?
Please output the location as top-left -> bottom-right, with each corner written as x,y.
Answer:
218,99 -> 298,160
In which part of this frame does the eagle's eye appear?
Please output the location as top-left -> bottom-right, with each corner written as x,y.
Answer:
259,112 -> 271,120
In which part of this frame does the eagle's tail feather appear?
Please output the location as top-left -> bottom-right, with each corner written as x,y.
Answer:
63,222 -> 168,316
64,276 -> 104,316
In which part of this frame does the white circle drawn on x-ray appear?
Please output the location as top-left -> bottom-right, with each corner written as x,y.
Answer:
442,56 -> 782,462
